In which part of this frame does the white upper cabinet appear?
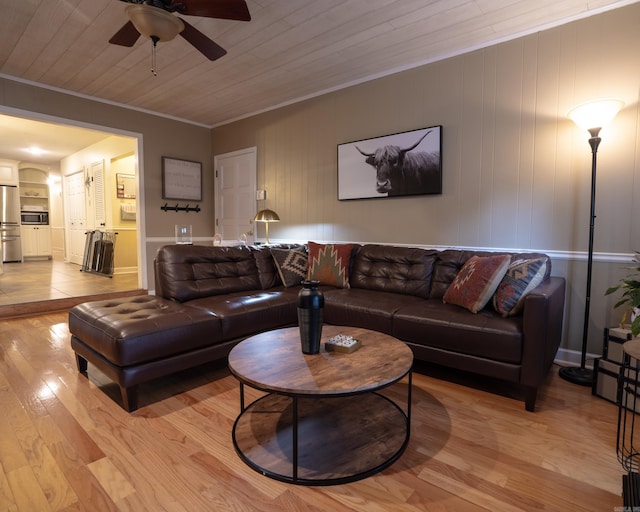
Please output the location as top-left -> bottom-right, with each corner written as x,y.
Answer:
0,162 -> 19,185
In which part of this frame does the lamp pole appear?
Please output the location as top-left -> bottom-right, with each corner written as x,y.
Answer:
264,221 -> 271,245
559,127 -> 601,386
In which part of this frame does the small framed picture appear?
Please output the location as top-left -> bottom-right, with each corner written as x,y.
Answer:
338,125 -> 442,200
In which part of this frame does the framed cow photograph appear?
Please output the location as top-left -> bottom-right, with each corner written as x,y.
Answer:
337,125 -> 442,200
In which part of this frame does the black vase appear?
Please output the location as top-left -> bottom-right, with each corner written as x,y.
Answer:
297,280 -> 324,354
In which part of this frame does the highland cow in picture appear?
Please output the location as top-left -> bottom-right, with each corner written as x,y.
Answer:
337,126 -> 442,200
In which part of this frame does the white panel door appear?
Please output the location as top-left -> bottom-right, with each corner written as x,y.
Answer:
214,148 -> 257,244
64,170 -> 87,265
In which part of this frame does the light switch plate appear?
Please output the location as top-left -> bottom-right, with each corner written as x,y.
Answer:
256,189 -> 266,200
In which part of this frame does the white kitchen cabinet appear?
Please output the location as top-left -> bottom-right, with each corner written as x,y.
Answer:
0,163 -> 18,185
22,225 -> 52,258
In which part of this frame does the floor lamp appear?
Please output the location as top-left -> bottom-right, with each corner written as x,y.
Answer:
559,99 -> 624,386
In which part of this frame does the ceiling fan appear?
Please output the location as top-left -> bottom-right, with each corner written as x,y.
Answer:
109,0 -> 251,64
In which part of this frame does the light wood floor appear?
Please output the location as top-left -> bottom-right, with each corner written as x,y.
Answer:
0,312 -> 625,511
0,260 -> 142,318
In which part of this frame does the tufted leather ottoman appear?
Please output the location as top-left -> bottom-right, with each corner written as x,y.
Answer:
69,295 -> 225,411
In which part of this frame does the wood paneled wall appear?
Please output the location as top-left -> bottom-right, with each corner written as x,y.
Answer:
212,4 -> 640,358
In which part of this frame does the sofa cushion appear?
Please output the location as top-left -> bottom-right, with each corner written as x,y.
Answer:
393,300 -> 523,364
68,295 -> 222,367
271,247 -> 308,287
155,245 -> 262,302
307,241 -> 354,288
493,258 -> 548,317
323,288 -> 425,334
185,288 -> 299,340
349,244 -> 438,299
251,245 -> 282,289
443,254 -> 510,313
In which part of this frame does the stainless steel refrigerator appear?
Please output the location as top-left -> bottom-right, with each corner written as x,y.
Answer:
0,185 -> 22,262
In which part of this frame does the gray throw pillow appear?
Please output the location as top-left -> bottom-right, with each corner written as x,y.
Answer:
271,248 -> 308,287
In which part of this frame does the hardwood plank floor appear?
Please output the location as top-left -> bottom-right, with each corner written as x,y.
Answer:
0,312 -> 625,511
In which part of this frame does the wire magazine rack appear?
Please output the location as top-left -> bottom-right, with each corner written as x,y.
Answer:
81,230 -> 118,277
617,343 -> 640,507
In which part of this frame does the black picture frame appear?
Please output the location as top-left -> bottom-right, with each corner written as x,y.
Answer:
162,157 -> 202,201
337,125 -> 442,200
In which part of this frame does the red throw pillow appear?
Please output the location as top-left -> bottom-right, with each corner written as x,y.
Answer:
443,254 -> 511,313
307,242 -> 354,288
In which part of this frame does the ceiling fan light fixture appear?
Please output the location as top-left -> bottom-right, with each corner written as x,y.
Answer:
126,4 -> 184,42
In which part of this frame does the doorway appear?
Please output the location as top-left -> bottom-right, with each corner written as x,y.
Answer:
0,111 -> 145,307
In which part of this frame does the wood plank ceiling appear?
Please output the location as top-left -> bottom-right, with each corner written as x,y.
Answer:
1,0 -> 637,129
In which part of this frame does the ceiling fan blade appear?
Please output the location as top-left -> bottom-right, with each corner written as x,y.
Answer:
181,0 -> 251,21
179,19 -> 227,61
109,20 -> 141,47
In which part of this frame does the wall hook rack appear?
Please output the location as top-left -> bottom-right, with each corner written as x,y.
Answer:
161,203 -> 201,213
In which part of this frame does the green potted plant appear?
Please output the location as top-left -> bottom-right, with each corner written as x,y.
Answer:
606,251 -> 640,337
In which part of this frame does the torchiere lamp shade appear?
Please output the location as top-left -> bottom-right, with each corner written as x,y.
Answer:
568,99 -> 624,133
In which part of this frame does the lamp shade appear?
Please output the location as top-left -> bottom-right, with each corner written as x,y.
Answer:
127,5 -> 184,42
568,99 -> 624,132
254,209 -> 280,222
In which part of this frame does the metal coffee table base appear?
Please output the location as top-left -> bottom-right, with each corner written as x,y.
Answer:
232,372 -> 412,486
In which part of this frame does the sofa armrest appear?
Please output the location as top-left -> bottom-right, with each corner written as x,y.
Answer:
520,276 -> 566,389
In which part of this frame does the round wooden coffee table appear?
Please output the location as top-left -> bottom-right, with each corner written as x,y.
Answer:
228,325 -> 413,485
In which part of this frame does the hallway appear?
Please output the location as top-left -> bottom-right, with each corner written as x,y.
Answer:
0,259 -> 142,317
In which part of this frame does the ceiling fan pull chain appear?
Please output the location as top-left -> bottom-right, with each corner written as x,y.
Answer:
151,35 -> 159,76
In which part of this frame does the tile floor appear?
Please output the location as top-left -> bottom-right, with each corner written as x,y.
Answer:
0,259 -> 140,306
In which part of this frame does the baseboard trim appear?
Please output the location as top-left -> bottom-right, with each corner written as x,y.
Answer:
113,266 -> 138,275
554,348 -> 600,370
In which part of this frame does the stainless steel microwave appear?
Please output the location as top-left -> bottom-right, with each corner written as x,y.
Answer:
21,211 -> 49,225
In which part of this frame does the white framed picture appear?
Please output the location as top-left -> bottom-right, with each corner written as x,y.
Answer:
162,157 -> 202,201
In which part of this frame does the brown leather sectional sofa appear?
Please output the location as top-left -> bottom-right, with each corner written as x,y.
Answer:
69,243 -> 565,412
